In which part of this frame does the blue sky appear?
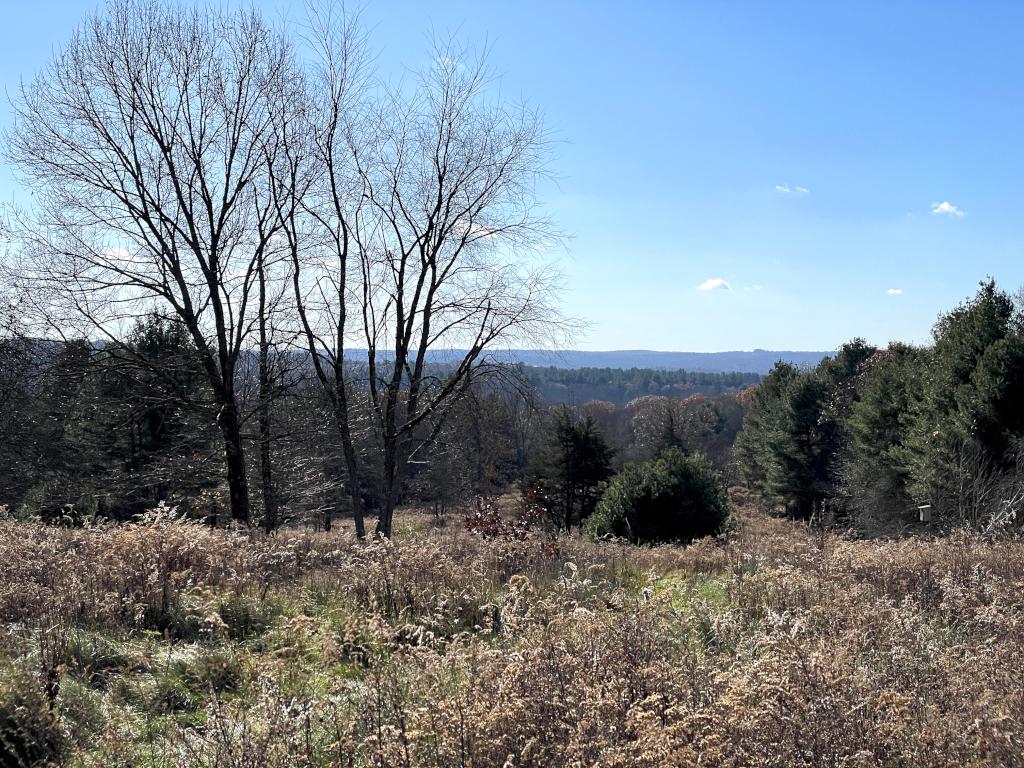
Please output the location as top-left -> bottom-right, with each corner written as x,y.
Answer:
2,1 -> 1023,352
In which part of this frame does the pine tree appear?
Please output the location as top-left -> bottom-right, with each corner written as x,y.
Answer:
900,280 -> 1024,517
525,407 -> 614,531
843,343 -> 925,520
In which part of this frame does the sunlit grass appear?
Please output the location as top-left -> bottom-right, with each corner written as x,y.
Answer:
2,505 -> 1023,766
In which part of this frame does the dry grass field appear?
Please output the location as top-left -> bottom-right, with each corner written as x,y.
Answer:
2,499 -> 1024,767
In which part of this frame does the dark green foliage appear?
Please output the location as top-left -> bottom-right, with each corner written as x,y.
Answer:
772,372 -> 833,518
735,339 -> 876,518
818,338 -> 878,389
738,281 -> 1024,530
734,361 -> 829,517
7,341 -> 105,517
94,314 -> 219,514
525,407 -> 615,531
1,316 -> 219,521
117,313 -> 208,465
734,362 -> 801,505
843,343 -> 925,520
0,331 -> 38,504
586,448 -> 729,543
899,280 -> 1024,520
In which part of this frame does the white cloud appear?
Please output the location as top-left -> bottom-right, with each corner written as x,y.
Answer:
794,186 -> 809,194
775,184 -> 809,194
887,288 -> 903,295
931,201 -> 965,217
743,284 -> 763,291
697,277 -> 730,291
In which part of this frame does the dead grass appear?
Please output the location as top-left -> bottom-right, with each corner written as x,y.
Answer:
2,502 -> 1024,766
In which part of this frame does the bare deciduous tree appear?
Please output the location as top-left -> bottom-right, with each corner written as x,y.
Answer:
358,43 -> 570,537
4,0 -> 569,534
269,3 -> 374,536
283,30 -> 568,537
4,0 -> 297,522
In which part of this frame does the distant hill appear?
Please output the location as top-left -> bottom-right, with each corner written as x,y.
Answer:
522,366 -> 761,407
72,340 -> 830,376
478,349 -> 831,375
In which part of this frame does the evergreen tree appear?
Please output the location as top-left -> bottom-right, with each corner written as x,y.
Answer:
736,340 -> 876,518
900,280 -> 1024,518
586,448 -> 729,544
843,343 -> 926,521
525,407 -> 614,531
734,361 -> 801,508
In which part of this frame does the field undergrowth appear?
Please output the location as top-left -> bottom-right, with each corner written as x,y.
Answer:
2,500 -> 1024,767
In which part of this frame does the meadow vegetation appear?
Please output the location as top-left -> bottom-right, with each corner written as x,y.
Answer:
3,498 -> 1024,767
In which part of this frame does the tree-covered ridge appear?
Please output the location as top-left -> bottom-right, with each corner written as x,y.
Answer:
523,365 -> 760,406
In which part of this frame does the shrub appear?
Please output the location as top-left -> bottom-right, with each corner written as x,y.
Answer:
0,667 -> 67,768
586,448 -> 729,543
524,408 -> 614,531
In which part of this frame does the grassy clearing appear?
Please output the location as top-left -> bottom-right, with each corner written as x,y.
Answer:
2,503 -> 1024,766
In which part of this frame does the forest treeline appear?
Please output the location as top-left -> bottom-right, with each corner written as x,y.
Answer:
522,366 -> 759,406
5,279 -> 1023,538
0,315 -> 745,536
736,279 -> 1024,532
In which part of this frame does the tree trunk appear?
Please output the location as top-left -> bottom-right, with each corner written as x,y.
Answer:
258,404 -> 276,532
257,258 -> 278,533
334,398 -> 366,538
323,483 -> 337,533
344,459 -> 365,538
376,439 -> 398,538
217,399 -> 250,523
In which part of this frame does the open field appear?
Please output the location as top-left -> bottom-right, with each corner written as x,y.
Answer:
2,501 -> 1024,767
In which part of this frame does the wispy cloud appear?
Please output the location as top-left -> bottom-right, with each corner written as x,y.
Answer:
775,184 -> 809,194
697,277 -> 730,291
743,284 -> 763,291
931,201 -> 965,218
887,288 -> 904,295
